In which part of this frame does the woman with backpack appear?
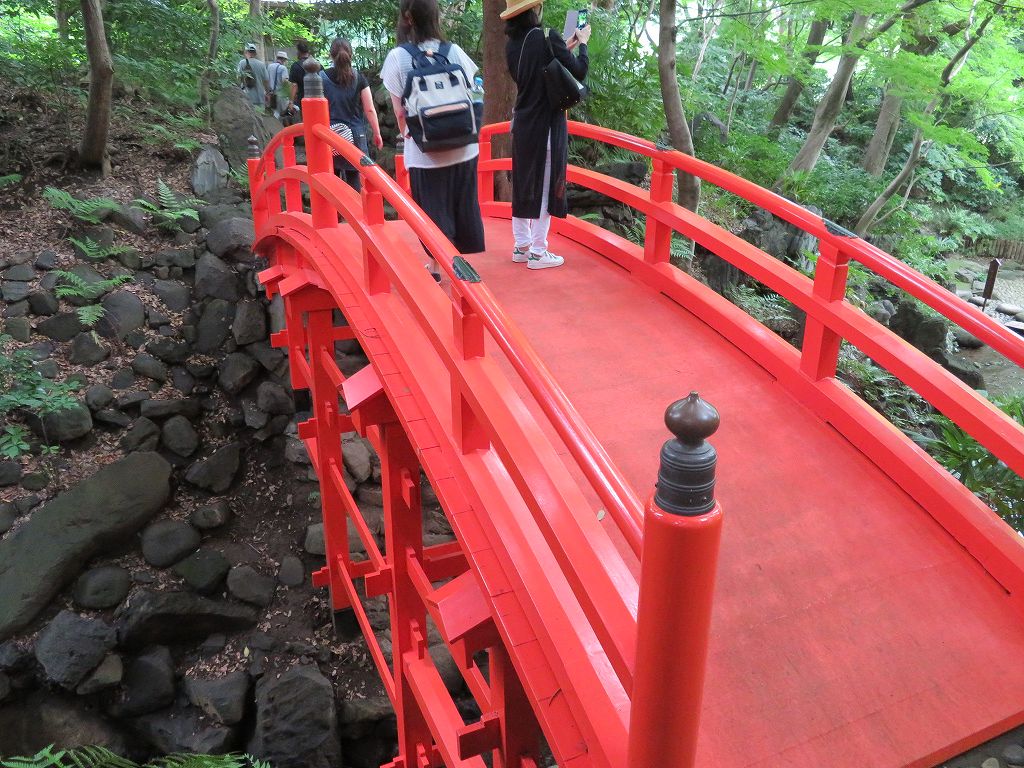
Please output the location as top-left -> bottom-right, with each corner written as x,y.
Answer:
321,38 -> 384,191
381,0 -> 486,268
503,0 -> 590,270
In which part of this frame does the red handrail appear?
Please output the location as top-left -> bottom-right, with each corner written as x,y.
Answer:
300,122 -> 646,556
481,121 -> 1024,369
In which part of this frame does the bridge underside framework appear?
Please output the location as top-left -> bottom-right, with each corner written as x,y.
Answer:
249,95 -> 1024,768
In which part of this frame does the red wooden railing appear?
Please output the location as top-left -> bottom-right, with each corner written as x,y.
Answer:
480,120 -> 1024,602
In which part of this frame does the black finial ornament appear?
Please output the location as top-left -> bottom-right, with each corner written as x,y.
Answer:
247,135 -> 260,159
655,392 -> 720,516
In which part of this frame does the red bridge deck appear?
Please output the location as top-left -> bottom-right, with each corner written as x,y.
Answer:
405,218 -> 1024,768
250,106 -> 1024,768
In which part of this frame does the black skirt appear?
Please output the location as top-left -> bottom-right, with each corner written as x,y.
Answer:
408,158 -> 486,255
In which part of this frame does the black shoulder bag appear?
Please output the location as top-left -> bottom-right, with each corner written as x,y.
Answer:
542,30 -> 586,111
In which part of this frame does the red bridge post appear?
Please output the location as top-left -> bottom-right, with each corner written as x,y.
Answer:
301,67 -> 338,230
627,392 -> 723,768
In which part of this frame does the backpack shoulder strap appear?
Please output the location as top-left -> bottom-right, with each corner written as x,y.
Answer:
401,42 -> 431,69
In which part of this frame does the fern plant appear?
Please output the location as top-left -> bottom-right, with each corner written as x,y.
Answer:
918,392 -> 1024,529
53,270 -> 133,327
67,236 -> 134,262
0,173 -> 23,190
43,187 -> 121,224
133,179 -> 200,232
0,335 -> 80,458
0,746 -> 271,768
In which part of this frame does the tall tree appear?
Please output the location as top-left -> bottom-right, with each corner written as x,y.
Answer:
855,9 -> 1000,235
781,0 -> 937,181
481,0 -> 515,200
768,16 -> 828,132
659,0 -> 699,211
248,0 -> 264,60
198,0 -> 220,110
79,0 -> 113,172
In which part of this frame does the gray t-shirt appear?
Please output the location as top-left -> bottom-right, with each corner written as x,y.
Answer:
381,40 -> 480,169
237,57 -> 269,105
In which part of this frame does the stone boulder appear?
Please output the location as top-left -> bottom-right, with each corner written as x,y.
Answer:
110,646 -> 176,717
131,705 -> 236,755
96,290 -> 146,340
30,402 -> 93,443
0,453 -> 172,640
116,589 -> 258,649
213,87 -> 279,173
191,145 -> 230,197
207,217 -> 255,262
185,670 -> 251,725
72,566 -> 131,610
195,253 -> 243,302
34,611 -> 116,689
185,442 -> 242,493
141,519 -> 201,568
249,665 -> 342,768
0,692 -> 129,756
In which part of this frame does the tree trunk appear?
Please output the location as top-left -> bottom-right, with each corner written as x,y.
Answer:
861,88 -> 902,176
248,0 -> 265,61
659,0 -> 699,211
482,0 -> 515,200
782,13 -> 869,178
691,0 -> 724,81
768,17 -> 828,131
854,9 -> 998,235
54,0 -> 71,42
198,0 -> 220,110
79,0 -> 113,173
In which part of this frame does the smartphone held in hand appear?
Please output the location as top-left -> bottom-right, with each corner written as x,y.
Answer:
562,8 -> 589,40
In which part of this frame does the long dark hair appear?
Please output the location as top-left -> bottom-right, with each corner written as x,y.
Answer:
396,0 -> 444,44
504,9 -> 540,37
329,37 -> 355,87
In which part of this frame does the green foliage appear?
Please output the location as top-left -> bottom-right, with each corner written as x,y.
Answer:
0,335 -> 80,457
133,179 -> 200,233
53,271 -> 133,326
0,174 -> 23,190
67,236 -> 134,262
0,747 -> 271,768
0,424 -> 32,459
918,392 -> 1024,529
43,188 -> 121,225
837,346 -> 933,432
728,284 -> 801,340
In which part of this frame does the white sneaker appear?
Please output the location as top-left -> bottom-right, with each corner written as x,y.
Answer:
527,251 -> 564,270
512,245 -> 530,263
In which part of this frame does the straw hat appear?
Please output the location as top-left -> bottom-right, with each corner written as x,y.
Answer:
500,0 -> 542,20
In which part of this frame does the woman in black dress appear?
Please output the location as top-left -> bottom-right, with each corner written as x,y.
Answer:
321,38 -> 384,191
502,0 -> 590,270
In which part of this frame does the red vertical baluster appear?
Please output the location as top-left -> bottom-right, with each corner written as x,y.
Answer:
627,393 -> 723,768
307,307 -> 351,611
478,131 -> 494,207
490,644 -> 540,768
302,71 -> 338,230
247,135 -> 269,236
644,157 -> 674,265
800,240 -> 850,380
380,418 -> 433,764
282,137 -> 302,212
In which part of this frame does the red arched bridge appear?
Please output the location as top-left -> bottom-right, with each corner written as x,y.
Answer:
247,90 -> 1024,768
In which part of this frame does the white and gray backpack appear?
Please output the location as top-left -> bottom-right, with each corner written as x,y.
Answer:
400,42 -> 483,152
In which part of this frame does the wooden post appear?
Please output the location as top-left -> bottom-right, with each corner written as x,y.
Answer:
627,392 -> 723,768
644,158 -> 674,264
800,241 -> 849,380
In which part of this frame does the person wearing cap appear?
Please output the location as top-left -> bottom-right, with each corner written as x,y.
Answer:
237,43 -> 270,109
503,0 -> 590,270
268,50 -> 291,119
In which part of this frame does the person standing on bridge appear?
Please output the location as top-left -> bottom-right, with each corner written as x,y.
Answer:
381,0 -> 486,270
502,0 -> 590,269
321,37 -> 385,192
